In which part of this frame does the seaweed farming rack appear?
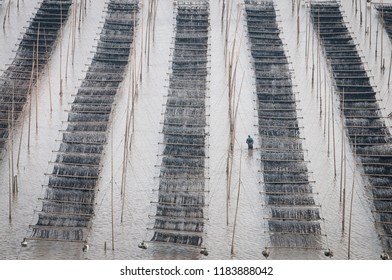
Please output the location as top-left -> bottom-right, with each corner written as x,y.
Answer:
25,0 -> 139,244
144,0 -> 210,252
0,0 -> 72,152
310,0 -> 392,256
375,3 -> 392,41
244,0 -> 326,253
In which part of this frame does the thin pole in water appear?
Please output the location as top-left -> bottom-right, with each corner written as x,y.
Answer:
340,89 -> 345,203
331,79 -> 336,178
43,28 -> 53,112
388,50 -> 392,87
365,0 -> 368,34
65,2 -> 73,80
369,3 -> 372,48
111,119 -> 115,251
342,139 -> 346,233
59,0 -> 64,96
231,145 -> 242,255
381,0 -> 385,71
27,44 -> 35,151
348,136 -> 356,259
36,23 -> 40,131
17,112 -> 25,170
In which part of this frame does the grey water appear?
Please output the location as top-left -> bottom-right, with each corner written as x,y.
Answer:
1,0 -> 391,260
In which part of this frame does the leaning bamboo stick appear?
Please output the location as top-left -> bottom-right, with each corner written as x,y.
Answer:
365,0 -> 368,34
348,136 -> 356,259
231,146 -> 242,255
331,72 -> 336,178
27,44 -> 35,151
139,0 -> 144,82
342,140 -> 346,233
324,68 -> 327,137
340,105 -> 344,203
381,0 -> 384,70
8,141 -> 12,220
369,3 -> 372,47
65,2 -> 74,79
388,50 -> 392,87
36,23 -> 40,131
111,117 -> 115,251
72,0 -> 77,66
59,0 -> 64,96
17,112 -> 25,169
11,82 -> 15,194
297,0 -> 300,44
43,28 -> 53,112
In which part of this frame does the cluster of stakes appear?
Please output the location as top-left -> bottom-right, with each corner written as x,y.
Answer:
245,0 -> 324,250
0,0 -> 72,152
149,0 -> 209,252
27,0 -> 139,243
311,0 -> 392,257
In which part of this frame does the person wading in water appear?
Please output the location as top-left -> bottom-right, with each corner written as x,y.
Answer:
246,135 -> 254,149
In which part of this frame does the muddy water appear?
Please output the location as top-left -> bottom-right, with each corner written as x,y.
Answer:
1,0 -> 392,260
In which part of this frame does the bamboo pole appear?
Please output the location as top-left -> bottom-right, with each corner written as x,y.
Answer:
16,113 -> 25,169
365,0 -> 368,34
79,0 -> 83,30
327,79 -> 331,156
311,10 -> 316,88
59,0 -> 64,96
152,0 -> 158,44
72,0 -> 78,66
388,50 -> 392,87
11,81 -> 15,193
2,0 -> 11,28
27,44 -> 35,151
65,2 -> 74,79
8,140 -> 12,220
36,23 -> 40,131
342,140 -> 346,233
348,136 -> 356,260
139,0 -> 144,82
376,16 -> 379,57
297,0 -> 300,44
306,5 -> 309,60
324,68 -> 327,137
381,0 -> 384,71
340,90 -> 345,203
231,145 -> 242,255
369,4 -> 372,47
331,72 -> 336,178
221,0 -> 226,33
111,118 -> 115,251
317,9 -> 321,101
43,29 -> 53,112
